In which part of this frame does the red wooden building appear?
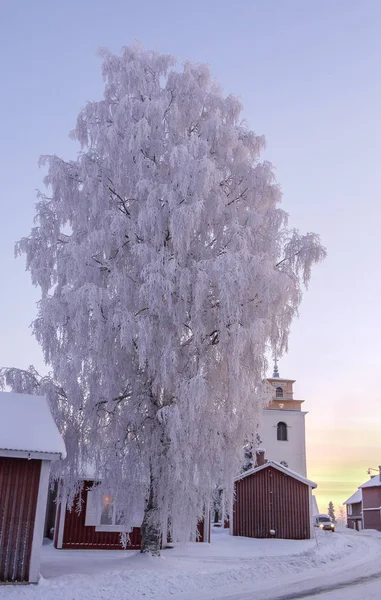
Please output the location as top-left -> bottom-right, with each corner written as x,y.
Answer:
233,460 -> 316,540
343,471 -> 381,531
0,392 -> 65,583
54,478 -> 210,550
359,475 -> 381,531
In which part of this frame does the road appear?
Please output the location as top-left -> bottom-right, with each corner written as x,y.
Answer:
264,570 -> 381,600
262,531 -> 381,600
215,576 -> 381,600
308,578 -> 381,599
185,531 -> 381,600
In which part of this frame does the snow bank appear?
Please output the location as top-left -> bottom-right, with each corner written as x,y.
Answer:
1,528 -> 374,600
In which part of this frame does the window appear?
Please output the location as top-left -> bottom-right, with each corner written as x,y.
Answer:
85,488 -> 138,533
277,421 -> 288,441
100,495 -> 124,526
347,505 -> 352,516
275,387 -> 283,398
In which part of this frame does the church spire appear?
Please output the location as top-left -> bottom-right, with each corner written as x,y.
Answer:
273,358 -> 280,378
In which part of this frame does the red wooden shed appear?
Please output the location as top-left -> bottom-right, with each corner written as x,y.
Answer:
233,461 -> 316,540
0,392 -> 65,583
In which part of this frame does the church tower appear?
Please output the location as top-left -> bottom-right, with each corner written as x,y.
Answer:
259,361 -> 307,476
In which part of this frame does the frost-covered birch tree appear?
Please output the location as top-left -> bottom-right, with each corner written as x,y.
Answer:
2,45 -> 326,555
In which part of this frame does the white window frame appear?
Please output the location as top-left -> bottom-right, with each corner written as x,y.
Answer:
347,504 -> 352,516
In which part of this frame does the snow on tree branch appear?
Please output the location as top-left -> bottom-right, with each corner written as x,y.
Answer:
3,44 -> 326,554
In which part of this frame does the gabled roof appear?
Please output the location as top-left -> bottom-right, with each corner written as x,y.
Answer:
0,391 -> 66,458
343,489 -> 362,505
360,477 -> 381,489
235,460 -> 317,488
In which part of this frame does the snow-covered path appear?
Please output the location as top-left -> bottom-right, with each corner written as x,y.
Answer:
2,528 -> 381,600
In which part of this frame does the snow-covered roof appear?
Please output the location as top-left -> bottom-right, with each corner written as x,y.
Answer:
360,477 -> 381,489
78,461 -> 97,480
343,489 -> 362,505
0,391 -> 66,458
267,377 -> 296,384
235,460 -> 317,489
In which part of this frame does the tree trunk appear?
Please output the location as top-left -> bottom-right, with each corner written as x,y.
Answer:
141,473 -> 161,556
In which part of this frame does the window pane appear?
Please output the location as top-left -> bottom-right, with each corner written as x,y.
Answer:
115,511 -> 124,526
277,422 -> 287,441
100,495 -> 113,525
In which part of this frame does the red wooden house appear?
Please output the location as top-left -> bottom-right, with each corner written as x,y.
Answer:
233,460 -> 316,540
54,479 -> 142,549
343,470 -> 381,531
54,477 -> 210,550
0,392 -> 65,583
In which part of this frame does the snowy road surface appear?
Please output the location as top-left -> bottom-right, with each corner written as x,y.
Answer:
2,528 -> 381,599
212,567 -> 381,600
304,576 -> 381,599
181,531 -> 381,600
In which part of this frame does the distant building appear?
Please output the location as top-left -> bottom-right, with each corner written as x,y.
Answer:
360,474 -> 381,531
343,469 -> 381,531
260,362 -> 307,477
343,489 -> 362,531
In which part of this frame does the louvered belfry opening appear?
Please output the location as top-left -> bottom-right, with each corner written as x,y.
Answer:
0,457 -> 41,583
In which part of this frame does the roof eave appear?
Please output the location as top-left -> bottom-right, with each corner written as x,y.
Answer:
235,460 -> 317,488
0,448 -> 64,461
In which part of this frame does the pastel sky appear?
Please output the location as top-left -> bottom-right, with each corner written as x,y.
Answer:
1,0 -> 381,515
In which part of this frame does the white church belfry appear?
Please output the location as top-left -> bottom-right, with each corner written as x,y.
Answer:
259,361 -> 307,476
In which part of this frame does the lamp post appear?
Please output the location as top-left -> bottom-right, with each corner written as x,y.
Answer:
366,466 -> 381,482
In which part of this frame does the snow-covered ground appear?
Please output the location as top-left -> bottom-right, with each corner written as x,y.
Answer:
3,528 -> 381,600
